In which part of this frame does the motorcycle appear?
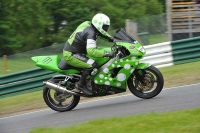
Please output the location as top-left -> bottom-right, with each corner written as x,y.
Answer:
31,28 -> 164,112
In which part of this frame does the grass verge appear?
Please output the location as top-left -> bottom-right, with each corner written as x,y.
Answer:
149,33 -> 168,45
30,108 -> 200,133
0,61 -> 200,117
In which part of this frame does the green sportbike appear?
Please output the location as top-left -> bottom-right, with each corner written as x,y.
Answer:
32,28 -> 164,112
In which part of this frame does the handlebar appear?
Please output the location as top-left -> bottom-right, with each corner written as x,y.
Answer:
111,41 -> 117,51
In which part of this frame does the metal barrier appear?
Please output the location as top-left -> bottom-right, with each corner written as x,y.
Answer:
141,36 -> 200,67
0,68 -> 54,98
0,37 -> 200,98
0,68 -> 54,85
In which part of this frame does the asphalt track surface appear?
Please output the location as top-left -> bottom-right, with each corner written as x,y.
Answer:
0,83 -> 200,133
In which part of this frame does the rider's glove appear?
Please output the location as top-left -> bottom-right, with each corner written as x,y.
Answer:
109,37 -> 114,42
103,51 -> 115,58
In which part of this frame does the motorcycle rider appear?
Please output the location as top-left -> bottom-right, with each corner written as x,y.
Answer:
63,13 -> 115,96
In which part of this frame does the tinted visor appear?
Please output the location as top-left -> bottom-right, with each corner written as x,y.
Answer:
102,25 -> 109,32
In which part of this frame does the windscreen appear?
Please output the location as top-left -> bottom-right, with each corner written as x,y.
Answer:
113,28 -> 136,43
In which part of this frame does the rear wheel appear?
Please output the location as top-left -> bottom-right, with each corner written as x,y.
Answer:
43,79 -> 80,112
127,65 -> 164,99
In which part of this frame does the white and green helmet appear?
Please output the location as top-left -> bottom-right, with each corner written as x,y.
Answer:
92,13 -> 110,35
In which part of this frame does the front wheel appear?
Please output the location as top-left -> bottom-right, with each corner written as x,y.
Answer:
127,65 -> 164,99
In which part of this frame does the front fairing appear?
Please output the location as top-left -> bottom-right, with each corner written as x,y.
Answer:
113,28 -> 146,57
116,41 -> 146,57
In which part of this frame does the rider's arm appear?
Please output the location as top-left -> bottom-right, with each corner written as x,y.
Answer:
86,39 -> 105,58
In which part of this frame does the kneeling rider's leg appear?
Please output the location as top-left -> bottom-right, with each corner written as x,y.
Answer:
63,52 -> 98,96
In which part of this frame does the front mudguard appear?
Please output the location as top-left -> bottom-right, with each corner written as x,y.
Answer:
136,63 -> 151,69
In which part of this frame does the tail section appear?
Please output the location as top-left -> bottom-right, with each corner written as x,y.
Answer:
31,55 -> 61,72
31,55 -> 80,74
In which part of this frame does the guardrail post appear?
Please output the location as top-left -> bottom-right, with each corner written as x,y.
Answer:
3,55 -> 7,74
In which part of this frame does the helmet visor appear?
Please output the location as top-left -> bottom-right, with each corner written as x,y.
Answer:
102,25 -> 109,32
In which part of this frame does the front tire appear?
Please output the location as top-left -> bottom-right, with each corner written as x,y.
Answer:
43,79 -> 80,112
127,65 -> 164,99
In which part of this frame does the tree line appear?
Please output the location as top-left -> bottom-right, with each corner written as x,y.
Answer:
0,0 -> 164,56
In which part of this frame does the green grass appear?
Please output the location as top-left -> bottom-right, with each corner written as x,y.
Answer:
0,45 -> 63,75
159,61 -> 200,88
0,91 -> 47,116
149,33 -> 168,44
0,57 -> 37,75
30,108 -> 200,133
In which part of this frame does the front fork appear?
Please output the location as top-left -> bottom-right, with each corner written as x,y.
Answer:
134,69 -> 146,84
134,63 -> 151,85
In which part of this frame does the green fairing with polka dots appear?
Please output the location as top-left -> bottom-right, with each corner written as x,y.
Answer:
93,41 -> 149,89
32,28 -> 164,111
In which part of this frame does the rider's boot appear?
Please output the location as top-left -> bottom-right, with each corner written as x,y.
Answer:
75,69 -> 93,96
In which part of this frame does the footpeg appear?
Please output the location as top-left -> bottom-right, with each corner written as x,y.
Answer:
72,88 -> 81,93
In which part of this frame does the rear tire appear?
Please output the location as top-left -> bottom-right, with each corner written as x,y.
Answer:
43,79 -> 80,112
127,65 -> 164,99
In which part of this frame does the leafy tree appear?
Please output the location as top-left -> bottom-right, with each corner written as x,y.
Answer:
10,0 -> 53,51
0,0 -> 53,56
158,0 -> 166,12
44,0 -> 92,44
0,0 -> 21,56
145,0 -> 164,15
0,0 -> 164,56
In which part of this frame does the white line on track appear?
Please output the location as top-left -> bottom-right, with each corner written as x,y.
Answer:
1,83 -> 200,120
